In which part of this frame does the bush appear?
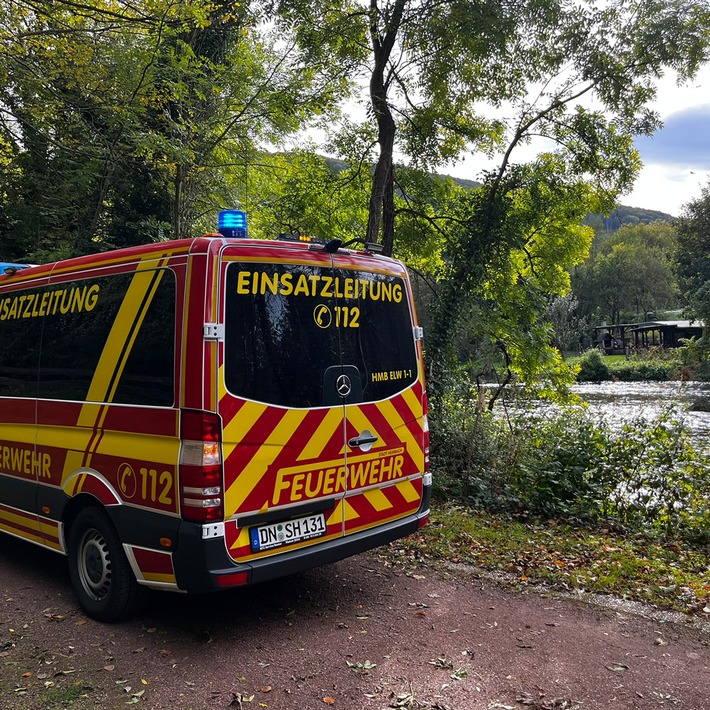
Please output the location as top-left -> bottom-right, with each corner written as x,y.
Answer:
576,349 -> 611,381
430,383 -> 710,542
610,360 -> 678,381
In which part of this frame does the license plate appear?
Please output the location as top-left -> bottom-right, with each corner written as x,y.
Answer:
249,513 -> 327,552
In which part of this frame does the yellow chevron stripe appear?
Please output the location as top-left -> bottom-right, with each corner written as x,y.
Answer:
344,407 -> 382,448
224,408 -> 309,515
342,498 -> 359,522
221,400 -> 268,460
401,386 -> 423,419
296,408 -> 344,461
364,488 -> 393,512
396,479 -> 421,503
326,501 -> 343,527
377,399 -> 425,470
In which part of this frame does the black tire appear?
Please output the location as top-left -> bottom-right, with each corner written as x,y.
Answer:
67,508 -> 147,622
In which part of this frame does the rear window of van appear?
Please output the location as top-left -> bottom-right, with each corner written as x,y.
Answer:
223,262 -> 418,408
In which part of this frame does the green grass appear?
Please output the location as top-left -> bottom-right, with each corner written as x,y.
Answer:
386,505 -> 710,615
40,682 -> 86,708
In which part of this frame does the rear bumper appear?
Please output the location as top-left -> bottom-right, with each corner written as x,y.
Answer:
172,498 -> 430,593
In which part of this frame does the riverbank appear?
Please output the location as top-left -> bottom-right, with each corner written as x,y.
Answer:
388,505 -> 710,617
573,347 -> 710,382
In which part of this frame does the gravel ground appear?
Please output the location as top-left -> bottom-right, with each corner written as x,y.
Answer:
0,533 -> 708,710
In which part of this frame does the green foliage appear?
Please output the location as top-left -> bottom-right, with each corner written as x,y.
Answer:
574,350 -> 681,382
575,349 -> 611,382
427,160 -> 596,397
431,386 -> 710,543
0,0 -> 347,259
392,507 -> 710,614
676,180 -> 710,339
608,359 -> 679,382
572,221 -> 681,325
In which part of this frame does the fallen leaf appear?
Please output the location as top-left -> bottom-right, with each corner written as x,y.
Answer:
606,662 -> 629,673
428,655 -> 453,670
103,665 -> 115,672
260,686 -> 272,693
323,697 -> 336,705
346,659 -> 377,674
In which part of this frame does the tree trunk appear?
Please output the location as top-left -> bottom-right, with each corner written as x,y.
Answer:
173,164 -> 186,240
366,0 -> 406,255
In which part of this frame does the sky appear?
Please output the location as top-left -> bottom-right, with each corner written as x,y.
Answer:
443,65 -> 710,218
627,66 -> 710,217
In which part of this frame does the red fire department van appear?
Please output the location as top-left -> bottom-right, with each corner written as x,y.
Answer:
0,213 -> 430,621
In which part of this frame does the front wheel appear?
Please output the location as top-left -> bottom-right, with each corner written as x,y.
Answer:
68,508 -> 147,622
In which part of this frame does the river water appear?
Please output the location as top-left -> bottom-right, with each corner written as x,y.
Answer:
569,381 -> 710,448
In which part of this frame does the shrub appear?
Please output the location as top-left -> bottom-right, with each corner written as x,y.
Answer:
576,349 -> 611,381
430,383 -> 710,542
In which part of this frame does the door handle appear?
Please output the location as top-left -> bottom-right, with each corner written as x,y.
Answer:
348,431 -> 378,450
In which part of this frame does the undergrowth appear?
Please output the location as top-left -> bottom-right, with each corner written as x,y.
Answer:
386,507 -> 710,615
430,383 -> 710,544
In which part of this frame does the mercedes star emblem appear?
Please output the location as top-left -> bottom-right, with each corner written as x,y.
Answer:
336,374 -> 352,398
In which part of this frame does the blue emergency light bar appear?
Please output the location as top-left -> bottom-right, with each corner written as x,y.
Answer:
0,262 -> 30,275
218,210 -> 248,238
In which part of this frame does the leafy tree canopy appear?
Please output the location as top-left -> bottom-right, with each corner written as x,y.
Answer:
676,182 -> 710,335
0,0 -> 349,259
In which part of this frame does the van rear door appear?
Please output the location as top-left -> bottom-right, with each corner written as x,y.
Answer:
218,245 -> 425,563
330,251 -> 426,537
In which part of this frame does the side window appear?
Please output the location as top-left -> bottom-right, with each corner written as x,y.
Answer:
38,269 -> 175,406
0,288 -> 43,397
113,271 -> 175,406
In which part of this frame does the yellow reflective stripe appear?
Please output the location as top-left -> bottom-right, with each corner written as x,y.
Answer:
0,507 -> 37,527
0,523 -> 44,544
396,479 -> 420,503
224,408 -> 308,515
221,401 -> 268,460
141,572 -> 176,584
61,257 -> 170,482
84,267 -> 165,407
296,408 -> 343,461
0,426 -> 35,446
401,386 -> 423,419
377,400 -> 424,470
363,488 -> 393,512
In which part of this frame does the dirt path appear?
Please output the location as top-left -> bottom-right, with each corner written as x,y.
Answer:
0,534 -> 708,710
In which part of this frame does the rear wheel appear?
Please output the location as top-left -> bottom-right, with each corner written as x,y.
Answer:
68,508 -> 147,622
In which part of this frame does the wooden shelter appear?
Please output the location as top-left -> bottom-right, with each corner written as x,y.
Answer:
593,320 -> 703,354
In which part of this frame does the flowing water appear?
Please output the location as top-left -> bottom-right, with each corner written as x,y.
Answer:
569,380 -> 710,448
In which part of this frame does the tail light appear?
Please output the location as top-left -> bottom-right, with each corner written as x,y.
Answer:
179,409 -> 223,522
